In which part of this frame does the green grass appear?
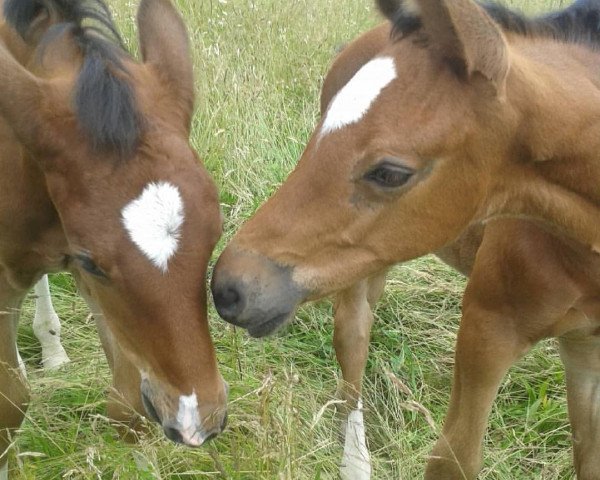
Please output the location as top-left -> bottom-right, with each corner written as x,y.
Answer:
10,0 -> 577,478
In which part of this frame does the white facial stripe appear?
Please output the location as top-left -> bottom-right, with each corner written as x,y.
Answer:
176,392 -> 203,446
121,181 -> 184,273
321,57 -> 397,135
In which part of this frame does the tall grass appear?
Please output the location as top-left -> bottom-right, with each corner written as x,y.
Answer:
12,0 -> 575,478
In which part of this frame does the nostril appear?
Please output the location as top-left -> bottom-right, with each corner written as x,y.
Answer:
163,426 -> 184,444
141,391 -> 161,424
221,287 -> 240,306
221,411 -> 228,431
212,283 -> 245,321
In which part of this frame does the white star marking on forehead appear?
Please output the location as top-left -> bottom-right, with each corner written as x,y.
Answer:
121,181 -> 184,273
321,56 -> 397,136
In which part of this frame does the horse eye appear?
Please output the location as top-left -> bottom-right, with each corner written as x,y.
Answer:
75,254 -> 107,279
364,162 -> 415,189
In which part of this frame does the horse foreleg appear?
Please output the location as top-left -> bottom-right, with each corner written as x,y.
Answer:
0,281 -> 29,479
559,329 -> 600,479
74,278 -> 146,441
424,299 -> 532,479
95,316 -> 147,441
333,270 -> 387,480
15,350 -> 25,379
32,275 -> 70,370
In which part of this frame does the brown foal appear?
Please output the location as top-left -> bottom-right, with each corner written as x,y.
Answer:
0,0 -> 226,475
213,0 -> 600,478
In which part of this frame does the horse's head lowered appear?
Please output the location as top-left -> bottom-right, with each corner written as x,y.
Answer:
0,0 -> 226,444
213,0 -> 600,336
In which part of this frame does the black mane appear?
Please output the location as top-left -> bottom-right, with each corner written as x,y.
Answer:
381,0 -> 600,46
4,0 -> 143,157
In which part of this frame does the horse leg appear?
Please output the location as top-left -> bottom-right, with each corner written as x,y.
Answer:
74,278 -> 145,440
96,317 -> 147,441
424,299 -> 532,479
334,270 -> 387,480
0,282 -> 29,479
559,329 -> 600,479
32,275 -> 70,369
15,350 -> 25,379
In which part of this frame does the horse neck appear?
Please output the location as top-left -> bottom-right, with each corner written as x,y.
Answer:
0,134 -> 66,288
483,41 -> 600,253
0,26 -> 67,285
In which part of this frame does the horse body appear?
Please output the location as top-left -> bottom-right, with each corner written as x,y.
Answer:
214,1 -> 600,477
0,0 -> 226,475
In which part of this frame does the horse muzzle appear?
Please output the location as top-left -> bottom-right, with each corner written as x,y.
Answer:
140,377 -> 228,447
211,247 -> 305,337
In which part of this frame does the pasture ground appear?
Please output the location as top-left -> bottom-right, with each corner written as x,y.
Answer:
11,0 -> 575,478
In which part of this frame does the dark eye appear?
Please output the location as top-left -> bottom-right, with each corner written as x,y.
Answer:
364,162 -> 415,188
75,254 -> 107,279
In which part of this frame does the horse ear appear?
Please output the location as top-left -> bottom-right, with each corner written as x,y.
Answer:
420,0 -> 509,93
378,0 -> 509,95
137,0 -> 194,133
377,0 -> 420,23
0,43 -> 53,152
3,0 -> 54,44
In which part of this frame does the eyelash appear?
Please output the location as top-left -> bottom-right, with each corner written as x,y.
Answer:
75,254 -> 107,278
364,163 -> 415,188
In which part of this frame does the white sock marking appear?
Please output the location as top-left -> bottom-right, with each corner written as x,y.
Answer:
16,348 -> 26,379
121,182 -> 184,273
321,57 -> 396,136
340,400 -> 371,480
33,275 -> 70,370
0,461 -> 7,480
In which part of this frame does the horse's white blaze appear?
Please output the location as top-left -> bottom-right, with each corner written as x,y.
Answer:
340,400 -> 371,480
321,57 -> 396,136
33,275 -> 70,370
121,182 -> 184,273
176,392 -> 203,446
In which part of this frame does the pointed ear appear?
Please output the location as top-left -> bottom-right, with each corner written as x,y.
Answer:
378,0 -> 509,95
377,0 -> 421,25
420,0 -> 509,94
137,0 -> 194,133
0,42 -> 54,152
3,0 -> 74,45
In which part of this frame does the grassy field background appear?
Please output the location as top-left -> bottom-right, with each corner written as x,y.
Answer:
11,0 -> 575,478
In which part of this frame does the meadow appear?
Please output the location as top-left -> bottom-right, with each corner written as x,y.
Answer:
11,0 -> 575,478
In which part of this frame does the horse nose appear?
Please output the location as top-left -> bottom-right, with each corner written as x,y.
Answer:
163,425 -> 184,444
141,390 -> 161,423
162,422 -> 224,447
221,411 -> 228,430
212,281 -> 246,322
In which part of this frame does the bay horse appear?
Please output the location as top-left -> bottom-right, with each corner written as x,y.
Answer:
0,0 -> 227,476
213,0 -> 600,477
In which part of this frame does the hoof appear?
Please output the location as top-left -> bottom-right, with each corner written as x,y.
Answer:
42,347 -> 71,370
